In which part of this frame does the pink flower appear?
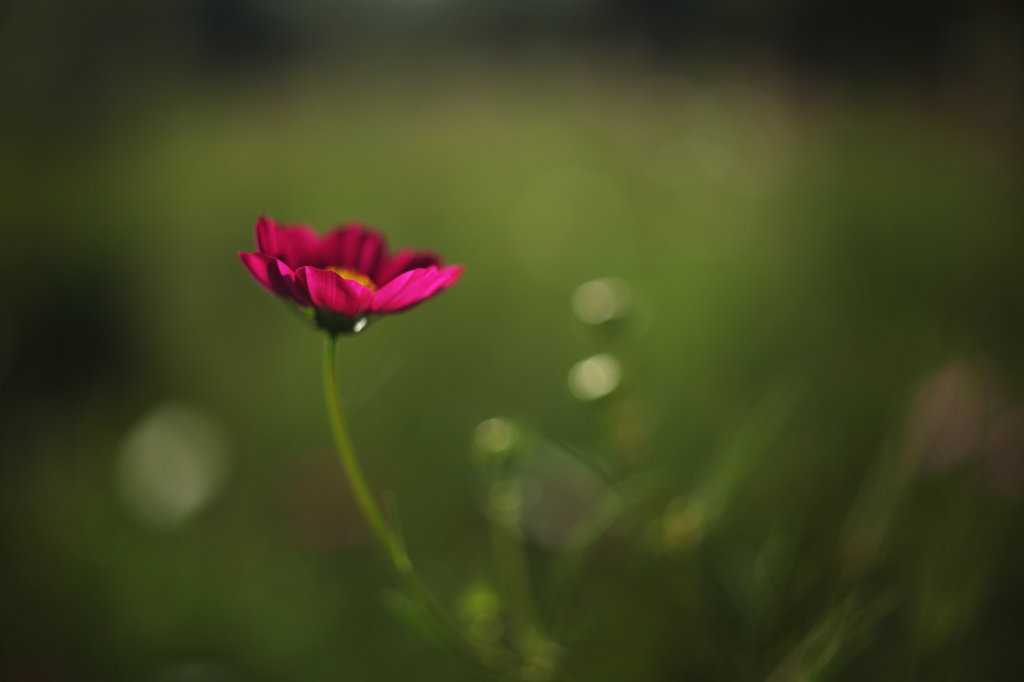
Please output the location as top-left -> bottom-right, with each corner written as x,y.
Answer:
239,215 -> 463,333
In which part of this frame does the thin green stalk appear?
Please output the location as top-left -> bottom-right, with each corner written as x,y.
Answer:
486,474 -> 559,679
490,512 -> 542,643
322,336 -> 394,556
322,336 -> 513,671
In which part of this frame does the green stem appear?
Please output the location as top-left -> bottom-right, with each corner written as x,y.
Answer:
322,336 -> 512,671
322,337 -> 394,555
486,470 -> 556,678
490,511 -> 542,644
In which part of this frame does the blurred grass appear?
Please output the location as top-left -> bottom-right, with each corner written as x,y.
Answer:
1,61 -> 1022,681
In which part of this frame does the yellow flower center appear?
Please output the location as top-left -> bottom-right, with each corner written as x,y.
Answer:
327,267 -> 377,292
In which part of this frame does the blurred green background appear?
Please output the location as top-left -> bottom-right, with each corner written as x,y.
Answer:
2,1 -> 1023,680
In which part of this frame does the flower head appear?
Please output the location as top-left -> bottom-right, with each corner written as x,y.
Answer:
239,216 -> 463,333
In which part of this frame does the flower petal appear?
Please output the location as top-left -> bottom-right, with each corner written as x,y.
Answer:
295,266 -> 376,317
377,248 -> 443,285
321,223 -> 388,281
370,265 -> 464,313
239,252 -> 311,306
254,215 -> 323,268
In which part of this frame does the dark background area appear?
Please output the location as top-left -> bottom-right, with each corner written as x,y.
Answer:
2,1 -> 1023,680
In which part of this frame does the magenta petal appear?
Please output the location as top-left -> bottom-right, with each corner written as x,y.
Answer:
254,215 -> 322,268
371,265 -> 464,313
295,266 -> 376,317
377,248 -> 443,284
239,252 -> 311,306
321,223 -> 388,281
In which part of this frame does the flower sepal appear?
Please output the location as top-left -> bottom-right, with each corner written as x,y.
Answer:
315,308 -> 369,336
